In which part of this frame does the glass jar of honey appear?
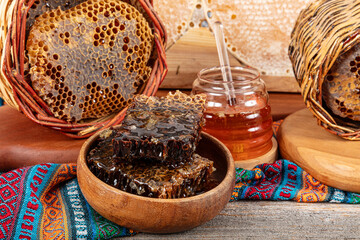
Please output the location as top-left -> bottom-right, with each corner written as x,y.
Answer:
192,66 -> 273,161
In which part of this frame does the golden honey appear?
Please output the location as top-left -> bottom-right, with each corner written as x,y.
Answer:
192,66 -> 273,161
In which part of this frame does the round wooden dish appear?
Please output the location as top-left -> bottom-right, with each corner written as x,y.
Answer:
77,131 -> 235,233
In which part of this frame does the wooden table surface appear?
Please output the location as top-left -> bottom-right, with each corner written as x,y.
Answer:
130,201 -> 360,239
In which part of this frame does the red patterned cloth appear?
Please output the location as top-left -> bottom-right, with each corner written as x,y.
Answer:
0,164 -> 133,240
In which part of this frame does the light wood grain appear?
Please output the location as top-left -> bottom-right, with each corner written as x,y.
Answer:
234,137 -> 278,170
160,28 -> 242,89
128,201 -> 360,239
160,28 -> 301,93
277,108 -> 360,193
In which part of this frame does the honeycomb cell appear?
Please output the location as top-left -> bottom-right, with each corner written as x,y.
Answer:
27,0 -> 154,121
323,44 -> 360,121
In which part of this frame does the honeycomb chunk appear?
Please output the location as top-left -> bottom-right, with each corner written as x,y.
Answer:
26,0 -> 86,36
322,44 -> 360,121
26,0 -> 154,121
112,91 -> 206,167
87,131 -> 214,199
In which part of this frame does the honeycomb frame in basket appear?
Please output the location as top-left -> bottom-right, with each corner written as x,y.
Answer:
289,0 -> 360,140
0,0 -> 167,138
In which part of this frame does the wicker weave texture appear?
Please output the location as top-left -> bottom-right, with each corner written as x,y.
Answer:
289,0 -> 360,140
0,0 -> 167,138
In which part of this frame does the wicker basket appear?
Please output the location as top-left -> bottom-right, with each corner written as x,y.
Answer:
0,0 -> 167,138
289,0 -> 360,140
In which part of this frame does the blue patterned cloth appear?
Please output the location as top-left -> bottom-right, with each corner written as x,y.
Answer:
232,159 -> 360,203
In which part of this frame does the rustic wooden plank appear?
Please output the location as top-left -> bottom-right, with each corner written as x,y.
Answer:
156,90 -> 305,121
129,201 -> 360,239
0,106 -> 85,171
160,28 -> 242,89
268,93 -> 305,121
160,28 -> 301,93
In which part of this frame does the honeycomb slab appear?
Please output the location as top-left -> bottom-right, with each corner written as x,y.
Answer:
322,44 -> 360,121
26,0 -> 154,121
87,130 -> 214,199
112,91 -> 206,167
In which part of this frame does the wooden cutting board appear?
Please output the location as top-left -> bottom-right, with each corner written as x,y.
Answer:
277,108 -> 360,193
0,106 -> 85,171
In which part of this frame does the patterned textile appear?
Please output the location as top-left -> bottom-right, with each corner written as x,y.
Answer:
232,120 -> 360,203
2,120 -> 360,239
232,159 -> 360,203
0,164 -> 134,240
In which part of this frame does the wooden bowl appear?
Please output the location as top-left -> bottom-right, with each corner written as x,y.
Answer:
77,131 -> 235,233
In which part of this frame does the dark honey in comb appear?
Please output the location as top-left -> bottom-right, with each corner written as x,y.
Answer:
112,91 -> 207,167
87,129 -> 215,199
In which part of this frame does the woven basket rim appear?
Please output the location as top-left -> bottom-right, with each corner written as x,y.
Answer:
0,0 -> 168,138
289,0 -> 360,140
